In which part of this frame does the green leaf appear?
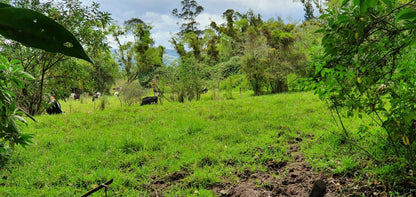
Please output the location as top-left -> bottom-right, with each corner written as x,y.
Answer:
341,0 -> 350,7
380,0 -> 392,7
0,6 -> 92,63
397,9 -> 416,20
360,0 -> 368,15
368,0 -> 378,8
315,28 -> 326,33
0,3 -> 11,8
353,0 -> 360,6
337,14 -> 350,23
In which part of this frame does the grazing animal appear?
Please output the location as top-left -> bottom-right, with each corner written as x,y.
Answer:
70,93 -> 80,100
69,93 -> 75,100
201,87 -> 208,94
153,88 -> 160,96
114,91 -> 119,97
141,96 -> 158,106
378,84 -> 387,94
92,92 -> 101,101
46,96 -> 62,114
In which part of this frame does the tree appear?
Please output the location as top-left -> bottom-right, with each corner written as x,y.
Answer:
172,0 -> 204,60
314,0 -> 416,183
111,18 -> 164,86
210,9 -> 243,60
260,19 -> 300,93
237,13 -> 307,95
203,29 -> 220,65
297,0 -> 334,20
172,56 -> 205,102
302,0 -> 315,20
172,0 -> 204,36
86,51 -> 119,93
241,26 -> 268,96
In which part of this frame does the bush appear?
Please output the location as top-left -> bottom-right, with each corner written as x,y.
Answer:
0,55 -> 34,167
313,0 -> 416,186
120,81 -> 147,106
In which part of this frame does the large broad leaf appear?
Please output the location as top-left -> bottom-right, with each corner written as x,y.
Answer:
0,3 -> 92,63
397,9 -> 416,20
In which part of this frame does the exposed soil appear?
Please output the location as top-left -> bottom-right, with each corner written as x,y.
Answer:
210,139 -> 393,197
210,144 -> 385,197
148,137 -> 395,197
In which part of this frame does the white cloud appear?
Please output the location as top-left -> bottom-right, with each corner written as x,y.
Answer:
142,12 -> 179,48
196,13 -> 225,29
151,31 -> 174,48
86,0 -> 305,49
144,12 -> 178,31
201,0 -> 304,21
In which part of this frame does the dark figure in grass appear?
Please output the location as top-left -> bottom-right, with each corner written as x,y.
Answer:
92,92 -> 101,102
141,96 -> 158,106
201,87 -> 208,94
70,93 -> 80,100
46,96 -> 62,114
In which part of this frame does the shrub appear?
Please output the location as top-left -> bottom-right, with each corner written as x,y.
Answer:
313,0 -> 416,185
0,55 -> 34,166
120,81 -> 147,106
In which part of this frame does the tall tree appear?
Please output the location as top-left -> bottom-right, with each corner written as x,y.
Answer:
111,18 -> 164,86
298,0 -> 344,20
172,0 -> 204,36
210,9 -> 243,60
260,19 -> 305,93
172,0 -> 204,60
242,26 -> 268,96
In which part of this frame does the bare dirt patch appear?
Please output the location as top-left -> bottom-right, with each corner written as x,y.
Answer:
211,141 -> 388,197
148,137 -> 390,197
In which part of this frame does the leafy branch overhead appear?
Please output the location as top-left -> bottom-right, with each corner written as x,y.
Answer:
0,3 -> 92,63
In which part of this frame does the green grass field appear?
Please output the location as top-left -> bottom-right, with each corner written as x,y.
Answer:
0,91 -> 404,196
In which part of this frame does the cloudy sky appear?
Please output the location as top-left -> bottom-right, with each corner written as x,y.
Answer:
83,0 -> 305,49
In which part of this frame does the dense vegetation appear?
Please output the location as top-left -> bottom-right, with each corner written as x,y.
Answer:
1,0 -> 416,195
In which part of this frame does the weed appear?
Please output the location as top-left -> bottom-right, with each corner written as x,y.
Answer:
121,140 -> 144,154
99,97 -> 107,111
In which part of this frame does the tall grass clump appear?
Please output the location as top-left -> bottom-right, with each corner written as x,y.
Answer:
99,97 -> 108,111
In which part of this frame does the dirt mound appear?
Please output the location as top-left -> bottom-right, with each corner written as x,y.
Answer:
212,143 -> 387,197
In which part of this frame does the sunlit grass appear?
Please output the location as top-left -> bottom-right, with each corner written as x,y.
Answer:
0,91 -> 401,196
